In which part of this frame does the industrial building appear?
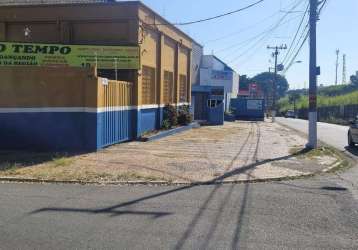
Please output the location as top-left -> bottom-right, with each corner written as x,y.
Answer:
198,55 -> 239,112
0,0 -> 195,151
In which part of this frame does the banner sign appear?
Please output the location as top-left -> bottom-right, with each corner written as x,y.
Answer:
247,100 -> 263,110
0,42 -> 140,69
211,70 -> 232,81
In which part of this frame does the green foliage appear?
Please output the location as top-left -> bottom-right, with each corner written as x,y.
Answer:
318,84 -> 358,96
162,104 -> 192,129
162,119 -> 171,130
251,72 -> 289,98
177,105 -> 193,125
163,104 -> 178,129
350,74 -> 358,87
278,90 -> 358,113
239,75 -> 251,90
288,92 -> 300,104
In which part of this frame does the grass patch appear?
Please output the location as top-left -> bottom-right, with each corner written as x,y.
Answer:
50,156 -> 74,168
289,145 -> 353,173
289,146 -> 335,159
0,162 -> 21,173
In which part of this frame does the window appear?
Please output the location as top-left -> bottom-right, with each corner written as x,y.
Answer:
207,99 -> 223,108
179,74 -> 187,103
207,100 -> 217,108
163,71 -> 174,104
142,66 -> 156,105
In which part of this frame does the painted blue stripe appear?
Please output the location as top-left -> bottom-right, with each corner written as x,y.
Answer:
0,106 -> 176,151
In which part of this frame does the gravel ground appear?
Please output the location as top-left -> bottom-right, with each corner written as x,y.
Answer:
0,121 -> 341,183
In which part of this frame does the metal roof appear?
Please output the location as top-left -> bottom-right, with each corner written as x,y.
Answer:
0,0 -> 111,5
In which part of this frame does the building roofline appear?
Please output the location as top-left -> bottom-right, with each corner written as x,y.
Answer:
135,1 -> 202,47
203,54 -> 236,73
0,0 -> 202,47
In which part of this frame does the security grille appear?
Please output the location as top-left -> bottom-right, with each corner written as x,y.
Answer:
142,66 -> 156,105
163,71 -> 174,104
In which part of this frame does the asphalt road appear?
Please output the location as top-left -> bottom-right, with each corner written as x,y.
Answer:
0,178 -> 358,250
276,117 -> 358,154
1,120 -> 358,249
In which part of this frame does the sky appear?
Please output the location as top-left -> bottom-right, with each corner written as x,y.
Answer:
138,0 -> 358,89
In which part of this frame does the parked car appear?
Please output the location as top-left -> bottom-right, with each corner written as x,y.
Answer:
285,110 -> 296,118
348,116 -> 358,147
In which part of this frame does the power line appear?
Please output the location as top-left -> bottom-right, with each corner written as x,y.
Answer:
204,11 -> 281,44
282,24 -> 309,67
151,0 -> 265,26
283,0 -> 329,74
281,3 -> 309,64
204,0 -> 305,45
282,31 -> 309,74
216,13 -> 301,55
226,0 -> 304,64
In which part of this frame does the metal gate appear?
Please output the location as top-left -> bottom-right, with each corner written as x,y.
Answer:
193,93 -> 208,121
100,80 -> 134,147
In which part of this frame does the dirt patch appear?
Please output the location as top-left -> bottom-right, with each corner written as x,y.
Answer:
0,121 -> 344,184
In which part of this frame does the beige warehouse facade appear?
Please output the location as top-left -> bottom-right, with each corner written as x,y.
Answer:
0,1 -> 196,140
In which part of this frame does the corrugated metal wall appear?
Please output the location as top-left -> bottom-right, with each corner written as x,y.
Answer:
98,80 -> 135,147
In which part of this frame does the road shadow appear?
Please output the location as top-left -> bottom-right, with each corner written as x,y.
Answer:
29,126 -> 312,249
345,146 -> 358,157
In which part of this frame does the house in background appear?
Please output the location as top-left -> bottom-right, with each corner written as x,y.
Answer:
199,55 -> 239,112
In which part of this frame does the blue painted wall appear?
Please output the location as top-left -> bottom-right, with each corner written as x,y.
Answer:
0,112 -> 90,151
137,107 -> 164,135
231,98 -> 265,121
0,106 -> 173,152
96,109 -> 136,149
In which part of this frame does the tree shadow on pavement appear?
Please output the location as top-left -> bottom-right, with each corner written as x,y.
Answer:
29,147 -> 311,249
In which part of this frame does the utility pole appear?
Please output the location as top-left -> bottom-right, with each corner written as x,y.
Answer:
307,0 -> 319,149
342,54 -> 347,84
335,49 -> 340,85
267,44 -> 287,122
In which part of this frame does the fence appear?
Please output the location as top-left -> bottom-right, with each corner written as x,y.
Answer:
297,104 -> 358,124
98,79 -> 135,147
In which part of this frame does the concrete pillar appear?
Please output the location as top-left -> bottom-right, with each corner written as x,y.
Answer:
60,21 -> 72,44
157,33 -> 165,128
187,49 -> 192,104
0,22 -> 6,41
175,43 -> 180,104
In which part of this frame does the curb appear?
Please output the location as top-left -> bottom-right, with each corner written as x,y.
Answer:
0,173 -> 316,186
277,120 -> 357,168
140,122 -> 200,142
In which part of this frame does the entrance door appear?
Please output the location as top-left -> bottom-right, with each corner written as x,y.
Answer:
194,93 -> 208,121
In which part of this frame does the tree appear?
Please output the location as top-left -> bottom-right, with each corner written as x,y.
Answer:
239,75 -> 251,90
251,72 -> 289,98
288,92 -> 300,112
350,74 -> 358,87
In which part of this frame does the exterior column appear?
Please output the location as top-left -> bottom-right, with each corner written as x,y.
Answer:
187,49 -> 192,104
157,33 -> 165,128
175,43 -> 180,104
0,22 -> 6,41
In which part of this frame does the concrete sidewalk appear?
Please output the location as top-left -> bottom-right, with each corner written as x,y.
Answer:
0,121 -> 344,184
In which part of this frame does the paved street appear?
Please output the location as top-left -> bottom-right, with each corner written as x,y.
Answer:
276,117 -> 354,154
0,177 -> 358,250
1,120 -> 358,249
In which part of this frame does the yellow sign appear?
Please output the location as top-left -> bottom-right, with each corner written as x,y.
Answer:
0,42 -> 140,69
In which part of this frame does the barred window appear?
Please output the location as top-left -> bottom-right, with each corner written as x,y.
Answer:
142,66 -> 156,105
179,74 -> 187,103
163,71 -> 174,104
